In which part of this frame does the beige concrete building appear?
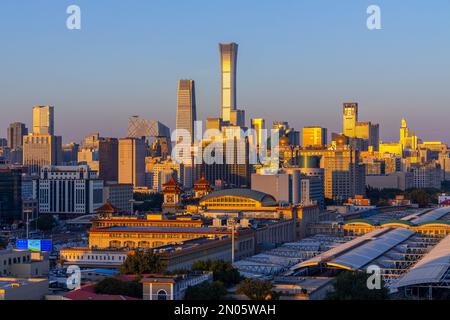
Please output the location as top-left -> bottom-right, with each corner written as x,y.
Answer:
366,172 -> 414,191
23,134 -> 62,175
32,106 -> 54,135
141,272 -> 213,300
0,249 -> 49,278
23,106 -> 62,174
118,137 -> 146,187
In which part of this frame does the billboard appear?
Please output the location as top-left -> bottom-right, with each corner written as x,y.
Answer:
16,239 -> 53,252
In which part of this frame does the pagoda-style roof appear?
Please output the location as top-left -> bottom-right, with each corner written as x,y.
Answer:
95,202 -> 121,213
193,175 -> 211,190
163,175 -> 182,193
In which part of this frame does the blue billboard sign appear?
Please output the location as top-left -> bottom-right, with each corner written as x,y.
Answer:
16,239 -> 53,252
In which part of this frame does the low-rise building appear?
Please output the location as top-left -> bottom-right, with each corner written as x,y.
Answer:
141,272 -> 213,300
366,172 -> 414,191
0,249 -> 49,277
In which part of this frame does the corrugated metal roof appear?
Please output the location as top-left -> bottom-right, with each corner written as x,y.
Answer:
289,228 -> 390,271
411,207 -> 450,225
394,234 -> 450,288
327,228 -> 415,270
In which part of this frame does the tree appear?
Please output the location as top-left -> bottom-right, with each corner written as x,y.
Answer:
191,260 -> 242,287
94,277 -> 142,298
184,281 -> 228,300
325,271 -> 389,300
236,278 -> 277,300
36,215 -> 55,233
119,251 -> 166,275
406,189 -> 433,208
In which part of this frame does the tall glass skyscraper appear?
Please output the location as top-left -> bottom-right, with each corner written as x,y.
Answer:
219,43 -> 238,123
176,79 -> 196,143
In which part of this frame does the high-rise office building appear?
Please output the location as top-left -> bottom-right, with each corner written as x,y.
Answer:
0,167 -> 22,224
342,103 -> 358,138
342,103 -> 379,151
219,43 -> 238,122
195,137 -> 250,188
77,134 -> 118,182
176,79 -> 196,143
62,142 -> 79,165
32,106 -> 54,135
251,118 -> 266,148
175,80 -> 196,169
99,138 -> 119,182
23,134 -> 62,175
302,126 -> 327,148
297,146 -> 366,203
38,165 -> 103,215
7,122 -> 28,150
118,138 -> 145,187
23,107 -> 62,175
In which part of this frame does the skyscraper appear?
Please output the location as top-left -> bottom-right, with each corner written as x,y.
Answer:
0,167 -> 22,224
32,106 -> 54,135
342,103 -> 379,151
176,79 -> 196,143
7,122 -> 28,150
302,126 -> 327,148
118,138 -> 145,187
342,103 -> 358,138
251,118 -> 266,148
98,138 -> 119,182
23,106 -> 62,175
219,43 -> 238,122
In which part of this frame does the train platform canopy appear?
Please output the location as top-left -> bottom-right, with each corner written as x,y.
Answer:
289,228 -> 389,271
289,228 -> 415,272
394,233 -> 450,288
327,228 -> 415,270
411,207 -> 450,225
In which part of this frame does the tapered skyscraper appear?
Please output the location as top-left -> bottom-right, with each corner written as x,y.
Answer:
219,43 -> 238,123
176,79 -> 196,143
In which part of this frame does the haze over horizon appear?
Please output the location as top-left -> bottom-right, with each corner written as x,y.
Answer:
1,0 -> 449,144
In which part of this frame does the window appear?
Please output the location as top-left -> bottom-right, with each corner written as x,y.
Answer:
157,289 -> 168,301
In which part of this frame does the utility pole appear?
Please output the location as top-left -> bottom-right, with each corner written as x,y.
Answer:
24,209 -> 32,240
230,219 -> 236,264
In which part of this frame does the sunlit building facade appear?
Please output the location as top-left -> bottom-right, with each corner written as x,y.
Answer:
118,138 -> 145,187
32,106 -> 54,135
302,126 -> 327,148
219,43 -> 238,122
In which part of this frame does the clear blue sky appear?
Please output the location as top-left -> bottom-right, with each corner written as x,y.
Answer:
1,0 -> 449,144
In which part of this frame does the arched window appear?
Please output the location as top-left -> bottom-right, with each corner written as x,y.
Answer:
157,289 -> 168,300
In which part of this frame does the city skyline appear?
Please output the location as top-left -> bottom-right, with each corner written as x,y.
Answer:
0,1 -> 449,144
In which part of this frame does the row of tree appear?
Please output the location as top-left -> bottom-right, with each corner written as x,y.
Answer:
97,251 -> 392,300
366,186 -> 444,207
111,252 -> 279,300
